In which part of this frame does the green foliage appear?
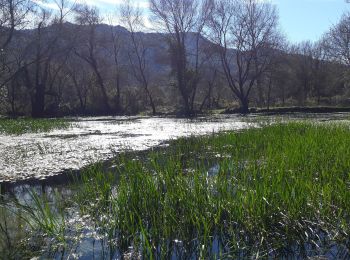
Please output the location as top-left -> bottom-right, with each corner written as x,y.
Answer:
0,189 -> 67,259
73,122 -> 350,257
0,118 -> 70,135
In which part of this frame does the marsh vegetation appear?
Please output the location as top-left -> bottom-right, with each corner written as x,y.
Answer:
0,118 -> 69,135
1,122 -> 349,258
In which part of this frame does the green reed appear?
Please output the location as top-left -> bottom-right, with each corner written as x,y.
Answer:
0,118 -> 70,135
4,122 -> 350,258
70,122 -> 350,258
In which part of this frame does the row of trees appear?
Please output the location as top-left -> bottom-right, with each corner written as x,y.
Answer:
0,0 -> 349,117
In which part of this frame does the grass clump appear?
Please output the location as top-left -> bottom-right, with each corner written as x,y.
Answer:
0,190 -> 68,259
0,118 -> 70,135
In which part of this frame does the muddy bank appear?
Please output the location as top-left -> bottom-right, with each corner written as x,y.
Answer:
225,106 -> 350,114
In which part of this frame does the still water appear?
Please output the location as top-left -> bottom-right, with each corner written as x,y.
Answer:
0,113 -> 349,183
1,113 -> 350,259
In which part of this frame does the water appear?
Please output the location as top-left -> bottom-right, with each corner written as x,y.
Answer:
0,113 -> 349,183
0,115 -> 252,183
1,113 -> 350,259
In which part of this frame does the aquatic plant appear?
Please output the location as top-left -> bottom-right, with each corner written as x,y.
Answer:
72,122 -> 350,258
2,122 -> 350,258
0,118 -> 70,135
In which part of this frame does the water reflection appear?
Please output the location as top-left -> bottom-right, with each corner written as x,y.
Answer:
1,113 -> 349,183
1,113 -> 350,258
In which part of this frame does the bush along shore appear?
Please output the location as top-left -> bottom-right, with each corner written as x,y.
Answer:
1,122 -> 350,258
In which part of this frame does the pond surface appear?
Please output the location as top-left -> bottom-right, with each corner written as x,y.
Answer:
1,113 -> 350,259
0,113 -> 349,183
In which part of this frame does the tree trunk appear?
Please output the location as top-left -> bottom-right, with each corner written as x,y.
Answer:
72,76 -> 85,113
173,39 -> 192,116
115,74 -> 122,113
92,63 -> 111,113
149,95 -> 156,115
256,78 -> 265,107
145,85 -> 156,115
267,81 -> 272,111
32,83 -> 45,118
239,96 -> 249,114
266,76 -> 273,111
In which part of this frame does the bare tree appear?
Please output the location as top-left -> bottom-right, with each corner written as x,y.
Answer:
106,14 -> 124,113
323,12 -> 350,98
0,0 -> 33,50
74,4 -> 111,113
262,44 -> 288,110
66,58 -> 91,113
121,0 -> 156,115
289,41 -> 315,105
149,0 -> 212,116
323,12 -> 350,66
0,0 -> 34,100
287,40 -> 334,106
21,0 -> 75,117
310,42 -> 330,105
208,0 -> 281,113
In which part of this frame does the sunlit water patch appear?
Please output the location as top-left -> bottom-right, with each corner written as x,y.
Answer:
0,113 -> 349,182
0,116 -> 253,182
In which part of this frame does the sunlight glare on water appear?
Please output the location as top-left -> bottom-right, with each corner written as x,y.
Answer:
1,113 -> 349,183
0,116 -> 253,182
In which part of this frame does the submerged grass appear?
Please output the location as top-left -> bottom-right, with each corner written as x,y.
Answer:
3,122 -> 350,258
0,118 -> 70,135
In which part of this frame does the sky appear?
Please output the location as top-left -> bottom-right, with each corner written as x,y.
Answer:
35,0 -> 350,43
275,0 -> 350,42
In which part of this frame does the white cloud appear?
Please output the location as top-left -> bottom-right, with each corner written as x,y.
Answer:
74,0 -> 149,9
30,0 -> 154,31
32,0 -> 61,10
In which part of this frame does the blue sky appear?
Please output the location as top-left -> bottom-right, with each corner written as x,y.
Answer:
275,0 -> 350,42
36,0 -> 350,43
94,0 -> 350,42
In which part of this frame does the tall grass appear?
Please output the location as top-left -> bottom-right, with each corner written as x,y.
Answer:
3,122 -> 350,258
0,118 -> 70,135
72,122 -> 350,258
0,189 -> 67,259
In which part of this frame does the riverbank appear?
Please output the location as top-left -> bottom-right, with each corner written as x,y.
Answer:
3,105 -> 350,119
224,106 -> 350,115
2,122 -> 349,259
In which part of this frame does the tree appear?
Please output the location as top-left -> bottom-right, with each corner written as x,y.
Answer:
323,12 -> 350,66
309,42 -> 331,105
208,0 -> 281,113
323,12 -> 350,98
289,41 -> 315,105
106,15 -> 124,113
0,0 -> 33,50
65,57 -> 92,113
121,0 -> 156,115
287,40 -> 335,106
263,45 -> 289,109
149,0 -> 212,116
74,4 -> 112,113
0,0 -> 33,99
20,0 -> 75,117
